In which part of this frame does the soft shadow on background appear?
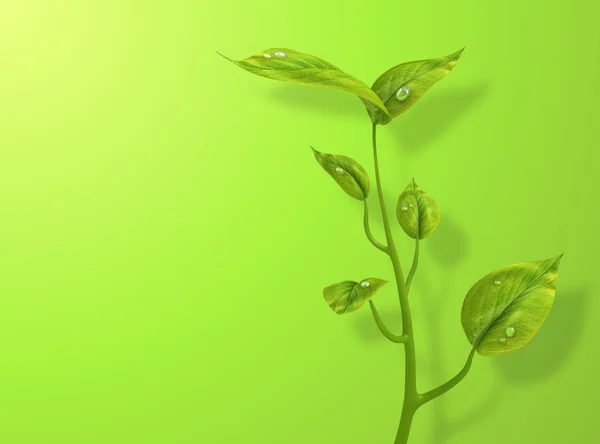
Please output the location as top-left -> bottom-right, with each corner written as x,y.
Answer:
391,84 -> 489,154
494,287 -> 589,384
268,84 -> 362,118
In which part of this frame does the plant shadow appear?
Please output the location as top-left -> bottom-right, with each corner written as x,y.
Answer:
493,287 -> 589,384
391,84 -> 489,155
267,84 -> 363,118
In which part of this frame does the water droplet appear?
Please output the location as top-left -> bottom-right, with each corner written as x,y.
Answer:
396,86 -> 411,101
401,206 -> 408,212
360,281 -> 370,288
494,280 -> 501,285
335,167 -> 345,175
408,204 -> 414,208
505,327 -> 516,337
499,337 -> 506,343
274,51 -> 286,57
263,53 -> 272,58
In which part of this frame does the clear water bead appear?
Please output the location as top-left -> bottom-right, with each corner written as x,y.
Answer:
494,280 -> 501,285
335,167 -> 345,175
396,86 -> 411,101
274,51 -> 286,57
499,337 -> 506,343
401,206 -> 408,212
505,327 -> 516,337
360,281 -> 370,288
263,53 -> 272,58
408,204 -> 414,208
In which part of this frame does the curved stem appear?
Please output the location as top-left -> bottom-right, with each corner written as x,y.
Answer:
405,238 -> 420,294
369,301 -> 406,343
363,200 -> 388,253
371,123 -> 418,444
419,346 -> 477,407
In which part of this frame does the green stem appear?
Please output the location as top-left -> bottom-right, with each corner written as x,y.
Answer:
405,238 -> 420,294
419,346 -> 477,406
363,200 -> 388,253
371,123 -> 418,444
369,301 -> 406,343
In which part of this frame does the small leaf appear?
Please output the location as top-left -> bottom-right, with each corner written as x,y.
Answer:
396,179 -> 440,239
461,255 -> 563,357
312,148 -> 370,200
324,278 -> 388,315
367,48 -> 464,124
220,48 -> 390,121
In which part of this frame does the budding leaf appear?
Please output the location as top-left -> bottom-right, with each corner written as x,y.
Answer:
312,148 -> 370,200
323,278 -> 388,315
461,255 -> 563,357
219,48 -> 390,121
396,179 -> 440,239
366,48 -> 464,124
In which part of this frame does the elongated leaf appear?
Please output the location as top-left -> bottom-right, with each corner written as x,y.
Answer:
220,48 -> 390,120
461,255 -> 563,357
312,148 -> 369,200
396,179 -> 440,239
324,278 -> 388,314
367,48 -> 464,124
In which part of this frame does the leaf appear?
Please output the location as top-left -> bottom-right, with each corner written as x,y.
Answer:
312,148 -> 370,200
323,278 -> 388,315
396,179 -> 440,239
461,255 -> 563,357
219,48 -> 390,121
366,48 -> 464,124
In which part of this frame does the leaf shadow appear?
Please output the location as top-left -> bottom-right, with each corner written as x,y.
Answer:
390,83 -> 489,155
493,287 -> 589,384
428,213 -> 470,268
267,84 -> 363,118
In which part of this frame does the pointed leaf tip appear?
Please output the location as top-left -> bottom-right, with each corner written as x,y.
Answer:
222,47 -> 390,120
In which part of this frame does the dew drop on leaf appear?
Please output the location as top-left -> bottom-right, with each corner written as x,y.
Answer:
494,280 -> 501,285
499,337 -> 506,343
274,51 -> 286,57
401,206 -> 408,212
263,53 -> 272,58
335,167 -> 345,175
395,86 -> 411,101
505,327 -> 516,337
360,281 -> 370,288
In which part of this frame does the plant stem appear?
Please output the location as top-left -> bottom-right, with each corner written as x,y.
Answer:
363,200 -> 388,253
405,238 -> 420,294
369,301 -> 406,344
419,346 -> 477,406
371,123 -> 418,444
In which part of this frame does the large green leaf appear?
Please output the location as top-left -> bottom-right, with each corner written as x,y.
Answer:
323,278 -> 388,315
396,179 -> 440,239
312,148 -> 370,200
367,48 -> 464,124
220,48 -> 390,121
461,255 -> 563,357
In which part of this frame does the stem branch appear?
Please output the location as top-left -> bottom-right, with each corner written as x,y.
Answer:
363,200 -> 388,253
419,346 -> 477,406
405,238 -> 420,294
369,301 -> 406,343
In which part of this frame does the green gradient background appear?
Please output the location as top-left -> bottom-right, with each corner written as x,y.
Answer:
0,1 -> 598,443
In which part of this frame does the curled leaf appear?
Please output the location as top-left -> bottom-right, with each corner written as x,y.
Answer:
312,148 -> 370,200
396,179 -> 440,239
367,48 -> 464,124
324,278 -> 388,314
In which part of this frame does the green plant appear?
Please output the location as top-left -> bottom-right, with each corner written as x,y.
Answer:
220,47 -> 562,444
